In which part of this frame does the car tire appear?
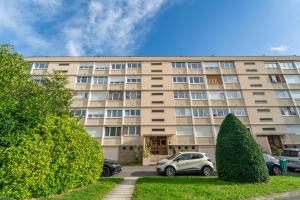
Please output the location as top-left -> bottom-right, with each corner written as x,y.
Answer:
272,166 -> 282,175
165,166 -> 176,176
102,166 -> 111,177
202,166 -> 213,176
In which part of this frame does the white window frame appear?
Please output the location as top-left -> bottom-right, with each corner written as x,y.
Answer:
74,91 -> 89,99
226,90 -> 242,99
172,76 -> 188,83
127,62 -> 141,69
33,62 -> 48,69
191,91 -> 207,100
189,76 -> 204,84
111,62 -> 125,70
265,62 -> 278,69
187,62 -> 202,69
208,91 -> 226,100
79,62 -> 94,69
106,109 -> 123,118
76,76 -> 91,84
176,126 -> 193,135
174,91 -> 189,99
109,76 -> 125,84
123,126 -> 140,136
281,107 -> 297,116
275,90 -> 290,99
125,109 -> 140,117
230,107 -> 247,116
172,62 -> 186,69
221,61 -> 234,69
87,109 -> 105,118
223,75 -> 239,83
279,62 -> 295,69
192,108 -> 209,118
291,90 -> 300,99
175,108 -> 191,117
126,76 -> 141,83
73,109 -> 86,117
212,108 -> 229,117
285,75 -> 300,84
126,91 -> 141,99
93,76 -> 108,84
95,62 -> 109,70
105,127 -> 121,137
204,62 -> 219,69
109,91 -> 123,100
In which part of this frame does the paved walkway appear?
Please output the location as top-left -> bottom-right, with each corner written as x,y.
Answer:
114,166 -> 157,177
249,190 -> 300,200
102,177 -> 138,200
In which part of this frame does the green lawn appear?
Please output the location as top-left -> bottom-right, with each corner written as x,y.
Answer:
39,178 -> 122,200
132,176 -> 300,200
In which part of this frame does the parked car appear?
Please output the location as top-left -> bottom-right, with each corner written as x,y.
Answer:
263,154 -> 282,175
101,159 -> 122,177
156,152 -> 214,176
281,148 -> 300,170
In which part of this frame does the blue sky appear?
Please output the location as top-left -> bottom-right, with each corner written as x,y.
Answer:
0,0 -> 299,56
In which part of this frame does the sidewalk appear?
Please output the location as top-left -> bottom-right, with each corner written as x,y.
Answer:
249,190 -> 300,200
102,177 -> 138,200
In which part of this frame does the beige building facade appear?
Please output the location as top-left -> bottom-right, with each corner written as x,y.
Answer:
27,56 -> 300,164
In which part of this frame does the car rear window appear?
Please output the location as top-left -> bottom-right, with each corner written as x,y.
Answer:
282,150 -> 299,157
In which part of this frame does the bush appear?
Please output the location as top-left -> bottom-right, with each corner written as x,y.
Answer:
216,113 -> 269,183
0,116 -> 103,199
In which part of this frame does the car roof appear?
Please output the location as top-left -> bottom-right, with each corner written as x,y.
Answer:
179,152 -> 206,155
283,148 -> 300,151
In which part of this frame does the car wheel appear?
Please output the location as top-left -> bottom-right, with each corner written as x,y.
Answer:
202,166 -> 213,176
102,167 -> 111,177
165,166 -> 176,176
272,166 -> 282,175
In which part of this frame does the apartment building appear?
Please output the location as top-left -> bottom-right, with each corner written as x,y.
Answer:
27,56 -> 300,164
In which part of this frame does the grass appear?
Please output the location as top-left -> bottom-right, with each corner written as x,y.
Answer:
39,178 -> 123,200
132,176 -> 300,200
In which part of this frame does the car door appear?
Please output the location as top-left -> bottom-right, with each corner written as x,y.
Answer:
175,153 -> 194,172
286,150 -> 300,169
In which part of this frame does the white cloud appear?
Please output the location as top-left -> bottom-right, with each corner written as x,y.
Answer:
0,0 -> 172,56
270,45 -> 288,52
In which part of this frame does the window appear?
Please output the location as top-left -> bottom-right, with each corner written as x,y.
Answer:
32,76 -> 44,84
152,110 -> 164,113
206,75 -> 222,85
191,91 -> 207,100
152,119 -> 164,122
265,62 -> 278,69
257,109 -> 270,112
90,91 -> 107,101
151,63 -> 162,66
126,91 -> 141,99
152,92 -> 163,96
77,76 -> 91,83
127,76 -> 141,83
123,126 -> 140,136
172,62 -> 186,68
212,108 -> 228,117
152,128 -> 165,131
246,69 -> 257,72
79,62 -> 93,69
279,62 -> 295,69
253,91 -> 265,95
223,75 -> 238,83
125,109 -> 140,117
74,91 -> 89,99
152,101 -> 164,104
269,75 -> 285,83
192,108 -> 209,118
275,90 -> 290,98
73,109 -> 86,117
248,76 -> 260,80
285,75 -> 300,84
111,62 -> 125,70
127,62 -> 141,69
226,90 -> 242,99
177,154 -> 192,161
281,107 -> 297,116
33,62 -> 48,69
205,62 -> 219,69
151,85 -> 163,87
244,62 -> 255,65
108,91 -> 123,100
86,127 -> 103,138
173,76 -> 188,83
287,125 -> 300,135
87,109 -> 104,118
176,126 -> 193,135
109,76 -> 124,84
208,91 -> 225,100
93,76 -> 108,84
221,61 -> 234,69
175,108 -> 191,116
188,62 -> 202,69
231,107 -> 247,116
295,62 -> 300,69
105,127 -> 121,136
291,90 -> 300,99
189,76 -> 204,84
151,77 -> 163,80
250,84 -> 262,87
106,109 -> 123,118
174,91 -> 189,99
255,100 -> 267,104
95,62 -> 109,70
194,126 -> 212,137
151,70 -> 162,72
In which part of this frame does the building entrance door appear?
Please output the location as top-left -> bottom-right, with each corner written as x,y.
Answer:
267,135 -> 283,149
150,136 -> 168,155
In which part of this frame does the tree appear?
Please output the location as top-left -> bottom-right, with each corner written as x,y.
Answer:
0,44 -> 73,146
216,113 -> 269,183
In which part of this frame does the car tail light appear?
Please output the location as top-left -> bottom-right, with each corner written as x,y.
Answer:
298,152 -> 300,159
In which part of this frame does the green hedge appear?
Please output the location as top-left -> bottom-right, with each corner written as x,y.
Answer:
0,116 -> 103,199
216,113 -> 269,183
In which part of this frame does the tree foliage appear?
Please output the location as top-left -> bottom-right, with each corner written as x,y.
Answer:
0,44 -> 73,146
216,113 -> 269,183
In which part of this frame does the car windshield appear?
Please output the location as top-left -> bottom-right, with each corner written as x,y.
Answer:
167,153 -> 180,160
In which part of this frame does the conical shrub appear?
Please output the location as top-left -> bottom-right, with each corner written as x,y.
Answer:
216,113 -> 269,183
